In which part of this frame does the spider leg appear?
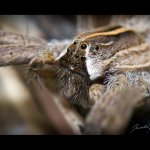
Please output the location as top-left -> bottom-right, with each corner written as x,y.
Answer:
27,50 -> 58,85
84,87 -> 145,135
138,78 -> 150,96
106,74 -> 129,92
89,84 -> 104,104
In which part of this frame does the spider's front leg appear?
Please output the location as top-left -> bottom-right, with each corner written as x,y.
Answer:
105,73 -> 150,107
88,74 -> 128,104
105,74 -> 129,92
84,87 -> 145,135
27,50 -> 57,82
27,40 -> 70,81
89,84 -> 105,104
106,73 -> 150,103
83,74 -> 148,135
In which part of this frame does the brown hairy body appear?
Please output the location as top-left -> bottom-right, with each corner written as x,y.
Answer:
57,25 -> 150,110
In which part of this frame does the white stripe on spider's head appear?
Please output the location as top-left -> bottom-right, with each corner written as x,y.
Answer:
85,43 -> 102,80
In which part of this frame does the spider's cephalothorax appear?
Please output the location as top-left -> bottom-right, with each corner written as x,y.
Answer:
57,26 -> 146,109
57,37 -> 91,109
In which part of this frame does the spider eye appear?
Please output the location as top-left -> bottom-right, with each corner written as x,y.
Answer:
73,40 -> 78,45
95,45 -> 99,50
81,44 -> 87,49
75,54 -> 79,58
81,56 -> 86,61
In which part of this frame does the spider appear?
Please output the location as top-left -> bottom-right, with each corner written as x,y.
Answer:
0,15 -> 150,134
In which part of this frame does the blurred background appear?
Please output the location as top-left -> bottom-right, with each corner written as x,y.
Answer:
0,15 -> 111,40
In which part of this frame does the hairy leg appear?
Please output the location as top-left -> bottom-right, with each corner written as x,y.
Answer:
105,74 -> 129,92
84,87 -> 145,134
83,74 -> 149,134
89,84 -> 104,104
106,73 -> 150,103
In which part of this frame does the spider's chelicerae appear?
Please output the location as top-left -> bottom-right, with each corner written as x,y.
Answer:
1,15 -> 150,134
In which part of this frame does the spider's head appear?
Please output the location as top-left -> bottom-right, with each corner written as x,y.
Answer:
59,39 -> 88,77
60,26 -> 144,81
57,34 -> 114,108
57,26 -> 144,108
